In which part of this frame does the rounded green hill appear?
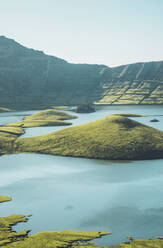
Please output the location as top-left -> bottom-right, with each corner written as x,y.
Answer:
6,109 -> 77,128
15,114 -> 163,160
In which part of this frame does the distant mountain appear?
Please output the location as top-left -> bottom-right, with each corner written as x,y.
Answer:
0,36 -> 163,110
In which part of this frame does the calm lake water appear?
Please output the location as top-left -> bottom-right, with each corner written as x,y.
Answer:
0,105 -> 163,246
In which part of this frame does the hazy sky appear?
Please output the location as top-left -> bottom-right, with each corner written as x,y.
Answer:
0,0 -> 163,67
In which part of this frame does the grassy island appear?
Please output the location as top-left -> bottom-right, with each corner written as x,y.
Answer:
0,112 -> 162,160
15,114 -> 163,160
0,108 -> 77,155
6,109 -> 77,128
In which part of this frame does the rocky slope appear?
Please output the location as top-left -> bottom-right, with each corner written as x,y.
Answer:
0,36 -> 163,110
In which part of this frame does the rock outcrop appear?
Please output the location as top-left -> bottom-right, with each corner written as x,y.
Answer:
76,104 -> 96,113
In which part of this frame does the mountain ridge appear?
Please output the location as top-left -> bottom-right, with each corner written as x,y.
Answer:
0,36 -> 163,110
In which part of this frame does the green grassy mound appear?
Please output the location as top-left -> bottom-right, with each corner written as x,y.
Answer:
6,109 -> 77,128
15,115 -> 163,160
0,196 -> 11,203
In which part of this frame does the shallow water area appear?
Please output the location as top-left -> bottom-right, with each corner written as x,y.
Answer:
0,105 -> 163,246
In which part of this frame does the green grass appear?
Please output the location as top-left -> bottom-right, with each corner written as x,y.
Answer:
7,109 -> 77,128
0,126 -> 24,135
1,230 -> 109,248
0,196 -> 11,203
0,113 -> 163,160
0,108 -> 77,155
15,114 -> 163,160
0,126 -> 24,155
0,199 -> 29,247
24,109 -> 77,121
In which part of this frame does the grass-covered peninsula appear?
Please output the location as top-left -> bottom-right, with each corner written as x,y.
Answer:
6,109 -> 77,128
1,197 -> 163,247
0,197 -> 109,248
15,114 -> 163,160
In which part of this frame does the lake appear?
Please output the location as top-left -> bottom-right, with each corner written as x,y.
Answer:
0,105 -> 163,246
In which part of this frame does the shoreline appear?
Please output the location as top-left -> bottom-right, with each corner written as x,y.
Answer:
0,103 -> 163,113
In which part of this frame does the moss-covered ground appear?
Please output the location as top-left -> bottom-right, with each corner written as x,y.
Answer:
15,114 -> 163,160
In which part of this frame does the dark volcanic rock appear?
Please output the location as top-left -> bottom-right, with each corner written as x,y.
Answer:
150,119 -> 159,122
0,36 -> 163,110
76,104 -> 96,113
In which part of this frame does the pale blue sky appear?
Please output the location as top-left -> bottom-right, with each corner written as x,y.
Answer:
0,0 -> 163,67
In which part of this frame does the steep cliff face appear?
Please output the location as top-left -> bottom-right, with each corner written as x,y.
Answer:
0,36 -> 162,110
